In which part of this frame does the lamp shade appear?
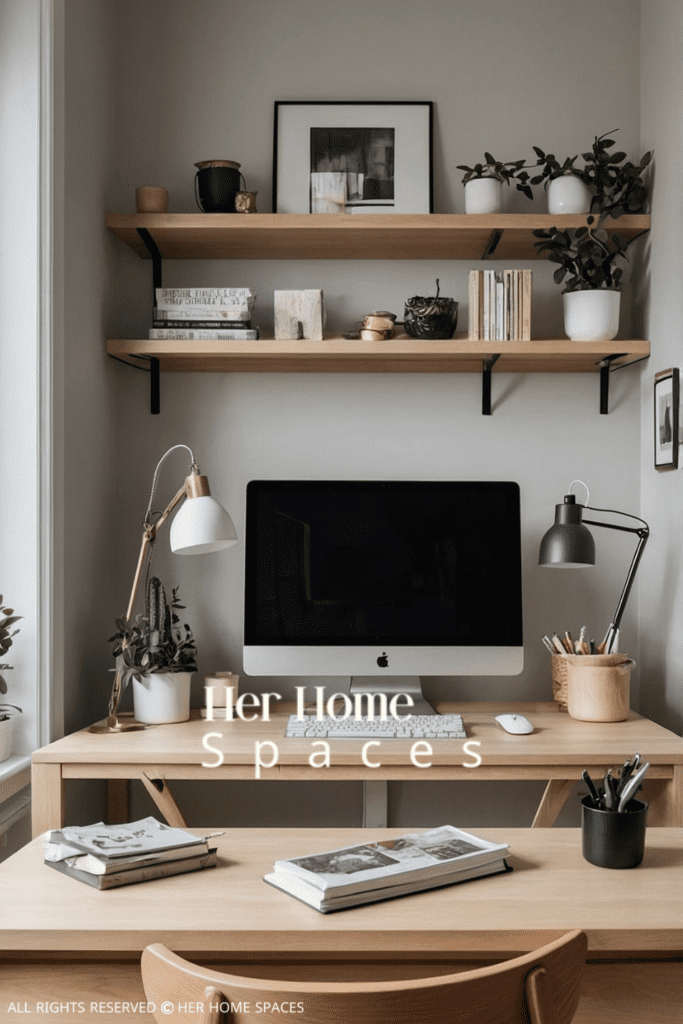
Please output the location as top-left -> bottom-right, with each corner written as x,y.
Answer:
539,495 -> 595,568
170,495 -> 238,555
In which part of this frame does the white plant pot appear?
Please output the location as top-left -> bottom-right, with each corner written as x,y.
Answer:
547,174 -> 592,215
563,289 -> 621,342
464,178 -> 502,214
132,671 -> 193,725
0,716 -> 13,762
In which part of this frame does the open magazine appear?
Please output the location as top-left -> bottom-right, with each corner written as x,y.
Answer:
264,826 -> 511,912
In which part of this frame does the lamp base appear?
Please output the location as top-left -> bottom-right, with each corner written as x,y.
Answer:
89,714 -> 149,734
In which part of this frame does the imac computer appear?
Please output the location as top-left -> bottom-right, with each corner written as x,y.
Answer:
243,481 -> 523,716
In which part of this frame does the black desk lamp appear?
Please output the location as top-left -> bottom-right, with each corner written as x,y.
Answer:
539,481 -> 649,654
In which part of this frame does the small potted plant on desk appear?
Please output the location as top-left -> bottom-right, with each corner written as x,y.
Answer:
0,597 -> 22,762
457,153 -> 534,214
109,576 -> 197,725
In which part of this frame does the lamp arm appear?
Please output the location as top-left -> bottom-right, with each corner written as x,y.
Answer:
583,515 -> 650,634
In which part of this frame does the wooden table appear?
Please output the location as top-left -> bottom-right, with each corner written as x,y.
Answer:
31,703 -> 683,836
0,828 -> 681,1024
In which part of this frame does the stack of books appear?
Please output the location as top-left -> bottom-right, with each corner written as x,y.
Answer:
264,825 -> 510,913
43,815 -> 219,889
150,287 -> 258,340
468,269 -> 532,341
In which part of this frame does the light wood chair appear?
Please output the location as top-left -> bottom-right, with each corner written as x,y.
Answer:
142,929 -> 587,1024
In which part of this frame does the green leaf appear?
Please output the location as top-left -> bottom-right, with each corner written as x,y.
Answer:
553,267 -> 567,284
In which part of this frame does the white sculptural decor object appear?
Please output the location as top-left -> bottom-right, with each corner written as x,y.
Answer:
274,290 -> 324,340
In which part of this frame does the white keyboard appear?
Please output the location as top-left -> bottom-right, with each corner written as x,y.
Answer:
284,713 -> 466,740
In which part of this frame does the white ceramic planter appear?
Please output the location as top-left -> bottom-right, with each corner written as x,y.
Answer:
464,178 -> 502,214
547,174 -> 592,215
563,289 -> 621,341
0,716 -> 13,762
132,671 -> 193,725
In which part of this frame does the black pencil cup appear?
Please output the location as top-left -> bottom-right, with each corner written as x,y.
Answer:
581,795 -> 648,869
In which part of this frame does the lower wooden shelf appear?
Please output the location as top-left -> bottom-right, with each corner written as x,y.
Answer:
107,336 -> 649,375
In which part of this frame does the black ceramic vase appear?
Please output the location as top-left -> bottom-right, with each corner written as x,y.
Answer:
404,280 -> 459,339
194,161 -> 246,213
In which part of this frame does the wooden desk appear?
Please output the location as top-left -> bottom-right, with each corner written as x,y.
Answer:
0,828 -> 681,1024
31,703 -> 683,836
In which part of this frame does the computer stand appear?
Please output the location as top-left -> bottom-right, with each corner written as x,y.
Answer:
349,676 -> 438,717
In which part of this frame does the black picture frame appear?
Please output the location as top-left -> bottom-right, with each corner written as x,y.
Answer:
654,367 -> 679,470
273,101 -> 433,214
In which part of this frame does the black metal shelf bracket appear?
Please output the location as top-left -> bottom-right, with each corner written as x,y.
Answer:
481,230 -> 503,260
482,354 -> 500,415
136,228 -> 163,413
597,352 -> 650,414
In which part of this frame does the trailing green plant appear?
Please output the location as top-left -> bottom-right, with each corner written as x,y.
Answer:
530,130 -> 652,216
532,223 -> 629,292
108,577 -> 197,692
0,596 -> 22,717
457,153 -> 534,198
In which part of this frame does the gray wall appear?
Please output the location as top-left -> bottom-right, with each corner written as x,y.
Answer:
101,0 -> 646,829
638,1 -> 683,735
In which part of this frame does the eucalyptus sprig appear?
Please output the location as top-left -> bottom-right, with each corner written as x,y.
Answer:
457,153 -> 534,198
533,223 -> 629,293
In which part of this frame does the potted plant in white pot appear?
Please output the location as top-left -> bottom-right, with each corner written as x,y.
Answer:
532,221 -> 630,340
109,576 -> 197,725
457,153 -> 533,214
0,597 -> 22,762
530,130 -> 652,216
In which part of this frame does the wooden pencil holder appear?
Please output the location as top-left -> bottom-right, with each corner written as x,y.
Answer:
564,654 -> 634,722
551,654 -> 569,710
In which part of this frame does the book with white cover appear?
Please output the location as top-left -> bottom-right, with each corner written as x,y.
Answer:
44,838 -> 210,875
264,855 -> 510,913
156,288 -> 255,303
149,328 -> 259,340
154,307 -> 254,320
46,816 -> 206,860
271,826 -> 509,900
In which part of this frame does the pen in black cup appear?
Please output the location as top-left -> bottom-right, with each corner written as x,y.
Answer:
582,769 -> 601,808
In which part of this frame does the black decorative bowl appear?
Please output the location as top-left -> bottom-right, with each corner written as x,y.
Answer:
404,288 -> 458,340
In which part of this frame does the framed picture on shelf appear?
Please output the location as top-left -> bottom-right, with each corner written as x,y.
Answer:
654,367 -> 679,470
273,101 -> 433,215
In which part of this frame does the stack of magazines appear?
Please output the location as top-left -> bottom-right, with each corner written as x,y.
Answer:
264,826 -> 510,913
43,816 -> 219,889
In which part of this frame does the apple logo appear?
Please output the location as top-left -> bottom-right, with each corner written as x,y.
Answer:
377,652 -> 389,668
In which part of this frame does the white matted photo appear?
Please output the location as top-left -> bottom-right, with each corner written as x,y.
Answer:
273,101 -> 433,214
654,367 -> 679,470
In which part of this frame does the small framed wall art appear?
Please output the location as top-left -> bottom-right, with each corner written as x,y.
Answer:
654,367 -> 679,470
273,101 -> 433,215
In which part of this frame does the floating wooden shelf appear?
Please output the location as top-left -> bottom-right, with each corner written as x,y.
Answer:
107,336 -> 650,375
106,213 -> 651,262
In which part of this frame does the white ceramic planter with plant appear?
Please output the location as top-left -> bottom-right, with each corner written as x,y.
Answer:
110,576 -> 198,726
533,221 -> 630,342
0,596 -> 22,762
457,153 -> 533,215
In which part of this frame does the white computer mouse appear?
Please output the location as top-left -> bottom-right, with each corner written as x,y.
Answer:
495,714 -> 534,735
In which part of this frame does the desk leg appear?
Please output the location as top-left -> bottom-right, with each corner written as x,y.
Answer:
107,780 -> 130,824
531,779 -> 575,827
31,762 -> 64,836
362,781 -> 388,827
140,772 -> 188,828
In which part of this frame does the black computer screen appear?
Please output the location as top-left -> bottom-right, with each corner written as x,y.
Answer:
244,481 -> 523,647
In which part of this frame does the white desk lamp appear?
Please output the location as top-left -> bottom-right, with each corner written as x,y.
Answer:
91,445 -> 237,734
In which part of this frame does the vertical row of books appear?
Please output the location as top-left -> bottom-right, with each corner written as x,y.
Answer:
468,270 -> 532,341
149,287 -> 258,340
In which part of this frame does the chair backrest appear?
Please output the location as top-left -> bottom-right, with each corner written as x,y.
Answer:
142,929 -> 587,1024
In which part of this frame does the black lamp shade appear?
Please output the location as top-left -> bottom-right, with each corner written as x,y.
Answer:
539,495 -> 596,568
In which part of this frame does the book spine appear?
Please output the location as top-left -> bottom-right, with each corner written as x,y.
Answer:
71,842 -> 210,876
154,307 -> 253,319
156,288 -> 254,302
149,329 -> 259,340
495,271 -> 503,342
152,319 -> 252,328
483,270 -> 493,341
522,269 -> 532,340
98,849 -> 217,888
468,270 -> 480,340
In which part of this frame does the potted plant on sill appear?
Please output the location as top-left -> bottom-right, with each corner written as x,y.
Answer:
530,130 -> 652,216
109,576 -> 197,725
532,222 -> 630,341
0,597 -> 22,763
457,153 -> 534,214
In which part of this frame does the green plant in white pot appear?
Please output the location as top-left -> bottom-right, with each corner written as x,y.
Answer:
0,597 -> 22,762
109,576 -> 197,725
532,221 -> 630,341
457,153 -> 534,214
